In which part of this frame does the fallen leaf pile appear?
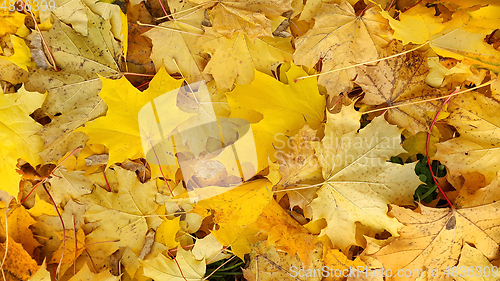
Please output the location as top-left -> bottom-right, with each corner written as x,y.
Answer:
1,0 -> 500,280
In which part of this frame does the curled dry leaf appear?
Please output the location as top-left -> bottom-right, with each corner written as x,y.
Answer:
143,0 -> 206,83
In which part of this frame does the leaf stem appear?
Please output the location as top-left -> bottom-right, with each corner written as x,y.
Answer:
102,165 -> 111,192
203,255 -> 236,280
0,209 -> 8,281
123,72 -> 155,77
72,215 -> 77,275
395,0 -> 424,20
43,183 -> 66,279
362,80 -> 494,115
294,42 -> 429,82
167,249 -> 188,281
425,88 -> 457,209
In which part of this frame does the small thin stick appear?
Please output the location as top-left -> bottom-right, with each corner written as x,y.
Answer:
148,139 -> 174,197
72,215 -> 77,275
256,256 -> 259,281
123,72 -> 155,77
362,80 -> 494,115
387,0 -> 396,11
203,255 -> 236,280
294,42 -> 429,82
136,22 -> 203,36
157,0 -> 170,19
206,246 -> 228,265
156,1 -> 217,20
0,209 -> 8,281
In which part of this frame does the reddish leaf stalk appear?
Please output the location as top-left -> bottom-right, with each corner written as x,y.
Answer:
102,165 -> 111,192
72,215 -> 77,275
136,80 -> 152,89
21,148 -> 81,204
43,183 -> 66,279
148,140 -> 174,197
395,0 -> 423,19
359,2 -> 373,17
167,250 -> 188,281
158,0 -> 170,20
123,72 -> 155,77
426,88 -> 458,209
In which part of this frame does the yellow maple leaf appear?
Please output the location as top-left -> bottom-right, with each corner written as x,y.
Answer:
192,233 -> 231,263
68,263 -> 119,281
50,228 -> 85,264
367,202 -> 500,280
256,199 -> 316,266
77,67 -> 194,170
381,3 -> 500,73
0,10 -> 25,36
143,0 -> 206,83
199,28 -> 293,89
29,260 -> 51,281
0,237 -> 39,281
225,63 -> 325,172
0,35 -> 36,71
25,3 -> 123,163
310,104 -> 420,250
269,124 -> 322,219
189,0 -> 292,38
355,40 -> 446,134
434,92 -> 500,185
294,1 -> 391,97
155,216 -> 181,249
455,243 -> 498,281
188,179 -> 272,254
45,169 -> 94,206
243,241 -> 323,281
83,166 -> 160,270
0,203 -> 41,256
322,247 -> 366,281
142,245 -> 205,281
0,86 -> 45,197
